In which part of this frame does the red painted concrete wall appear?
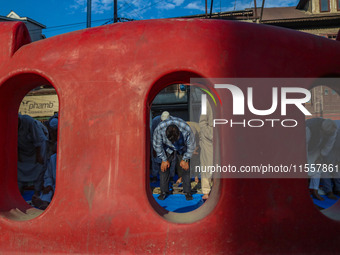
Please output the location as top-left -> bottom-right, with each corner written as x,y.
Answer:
0,19 -> 339,254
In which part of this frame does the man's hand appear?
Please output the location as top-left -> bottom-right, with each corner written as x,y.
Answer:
161,161 -> 170,172
180,160 -> 189,171
42,185 -> 53,194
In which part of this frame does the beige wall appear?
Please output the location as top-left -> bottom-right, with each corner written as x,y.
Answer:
299,27 -> 339,38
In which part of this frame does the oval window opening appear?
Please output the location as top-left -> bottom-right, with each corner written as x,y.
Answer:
18,85 -> 59,212
305,83 -> 340,220
0,73 -> 59,221
149,82 -> 217,216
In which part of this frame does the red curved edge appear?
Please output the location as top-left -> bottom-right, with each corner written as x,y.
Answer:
0,22 -> 31,61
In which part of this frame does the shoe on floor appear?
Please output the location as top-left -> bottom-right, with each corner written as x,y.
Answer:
310,189 -> 324,201
158,193 -> 168,200
326,192 -> 338,200
185,193 -> 193,201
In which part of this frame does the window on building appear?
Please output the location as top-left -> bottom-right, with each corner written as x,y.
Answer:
338,0 -> 340,10
327,34 -> 338,40
325,89 -> 329,95
320,0 -> 330,12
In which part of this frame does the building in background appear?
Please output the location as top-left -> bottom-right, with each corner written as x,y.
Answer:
181,0 -> 340,39
2,3 -> 340,121
255,0 -> 340,39
0,11 -> 55,120
174,0 -> 340,121
0,11 -> 45,41
305,86 -> 340,120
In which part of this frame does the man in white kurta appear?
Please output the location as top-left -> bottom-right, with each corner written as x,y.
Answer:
199,101 -> 214,200
18,114 -> 48,195
186,121 -> 200,183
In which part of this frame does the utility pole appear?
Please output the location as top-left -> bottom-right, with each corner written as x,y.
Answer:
205,0 -> 208,18
87,0 -> 92,28
209,0 -> 214,18
254,0 -> 257,21
114,0 -> 118,23
260,0 -> 265,23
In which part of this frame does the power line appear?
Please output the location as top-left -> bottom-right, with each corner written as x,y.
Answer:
120,0 -> 164,20
119,0 -> 136,12
118,0 -> 131,11
44,18 -> 111,30
45,21 -> 108,33
43,1 -> 135,31
102,18 -> 113,25
101,17 -> 134,26
138,0 -> 165,16
24,18 -> 112,34
109,0 -> 165,21
26,0 -> 165,35
120,0 -> 144,20
99,0 -> 136,25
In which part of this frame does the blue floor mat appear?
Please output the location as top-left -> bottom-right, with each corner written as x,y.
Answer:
23,185 -> 338,212
22,190 -> 35,201
153,193 -> 204,213
312,195 -> 340,209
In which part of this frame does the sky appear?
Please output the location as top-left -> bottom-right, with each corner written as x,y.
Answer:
1,0 -> 299,38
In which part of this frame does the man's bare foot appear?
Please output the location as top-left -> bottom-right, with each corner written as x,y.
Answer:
176,177 -> 182,184
310,189 -> 324,201
195,176 -> 199,183
202,194 -> 209,200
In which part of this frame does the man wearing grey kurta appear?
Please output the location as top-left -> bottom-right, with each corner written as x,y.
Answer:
18,114 -> 48,195
306,118 -> 337,201
321,120 -> 340,199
